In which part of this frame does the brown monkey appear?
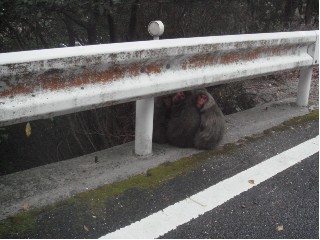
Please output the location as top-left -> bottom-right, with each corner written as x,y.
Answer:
166,91 -> 201,148
152,95 -> 172,143
193,89 -> 225,149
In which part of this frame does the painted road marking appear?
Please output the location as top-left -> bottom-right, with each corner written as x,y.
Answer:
100,136 -> 319,239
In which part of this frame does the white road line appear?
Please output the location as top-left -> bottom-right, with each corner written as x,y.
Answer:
100,136 -> 319,239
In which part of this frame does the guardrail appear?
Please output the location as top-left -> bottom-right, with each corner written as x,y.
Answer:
0,22 -> 318,155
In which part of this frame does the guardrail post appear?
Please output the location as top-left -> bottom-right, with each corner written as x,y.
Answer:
135,98 -> 154,155
297,30 -> 319,107
134,21 -> 164,156
296,67 -> 313,107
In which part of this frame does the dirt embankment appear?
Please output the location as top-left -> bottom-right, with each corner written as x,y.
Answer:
209,68 -> 319,114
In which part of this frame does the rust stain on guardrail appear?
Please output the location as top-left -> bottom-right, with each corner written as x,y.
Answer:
181,54 -> 215,70
0,42 -> 305,99
220,46 -> 294,64
181,45 -> 295,69
0,62 -> 164,98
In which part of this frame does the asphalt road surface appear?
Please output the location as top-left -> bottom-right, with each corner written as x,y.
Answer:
2,119 -> 319,239
159,153 -> 318,239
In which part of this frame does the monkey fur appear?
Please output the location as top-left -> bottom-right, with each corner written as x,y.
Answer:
152,95 -> 172,144
166,91 -> 201,148
153,89 -> 225,150
193,89 -> 225,149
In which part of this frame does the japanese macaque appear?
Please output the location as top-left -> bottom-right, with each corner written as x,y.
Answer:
192,89 -> 225,149
166,91 -> 201,148
152,95 -> 172,143
153,89 -> 224,150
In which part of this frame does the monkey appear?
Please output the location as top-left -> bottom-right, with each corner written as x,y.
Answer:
154,89 -> 224,149
166,91 -> 201,148
193,88 -> 225,149
152,94 -> 172,144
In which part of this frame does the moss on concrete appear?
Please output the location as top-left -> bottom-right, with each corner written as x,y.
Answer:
68,151 -> 211,211
0,212 -> 36,238
283,110 -> 318,125
264,110 -> 319,134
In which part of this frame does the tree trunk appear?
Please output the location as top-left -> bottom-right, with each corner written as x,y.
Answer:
107,12 -> 119,43
87,24 -> 98,44
305,0 -> 313,25
106,0 -> 119,43
127,0 -> 140,41
35,22 -> 49,48
87,10 -> 98,45
26,20 -> 49,48
6,22 -> 26,50
246,0 -> 255,20
283,0 -> 299,28
63,17 -> 76,46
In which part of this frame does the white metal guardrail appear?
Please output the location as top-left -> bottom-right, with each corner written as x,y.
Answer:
0,22 -> 318,155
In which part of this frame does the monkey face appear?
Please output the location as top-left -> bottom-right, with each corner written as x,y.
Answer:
172,92 -> 186,103
196,94 -> 208,109
162,97 -> 172,109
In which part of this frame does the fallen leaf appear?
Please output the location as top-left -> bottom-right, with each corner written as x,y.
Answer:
248,179 -> 255,184
23,202 -> 29,211
84,225 -> 89,232
276,225 -> 284,232
25,122 -> 32,137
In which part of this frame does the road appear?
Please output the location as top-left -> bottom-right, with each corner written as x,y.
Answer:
160,153 -> 318,239
1,118 -> 318,239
